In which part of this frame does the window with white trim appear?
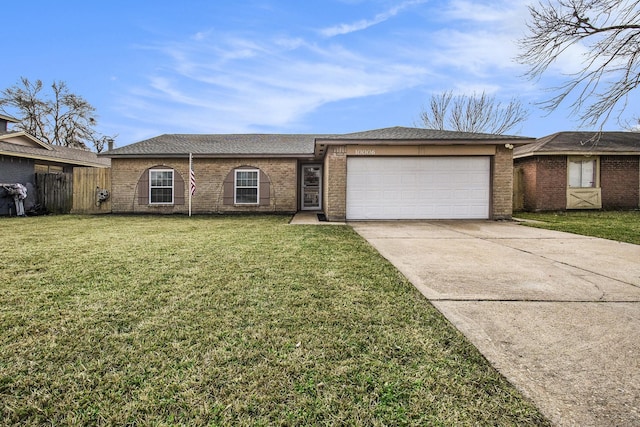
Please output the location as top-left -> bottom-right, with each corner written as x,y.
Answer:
149,169 -> 174,204
568,157 -> 598,188
235,169 -> 259,204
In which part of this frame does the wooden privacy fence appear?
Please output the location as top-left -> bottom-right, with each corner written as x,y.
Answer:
513,167 -> 524,212
36,172 -> 73,214
35,168 -> 111,214
72,167 -> 111,214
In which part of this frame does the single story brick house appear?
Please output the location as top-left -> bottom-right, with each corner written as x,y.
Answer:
100,126 -> 532,221
0,114 -> 111,215
513,131 -> 640,211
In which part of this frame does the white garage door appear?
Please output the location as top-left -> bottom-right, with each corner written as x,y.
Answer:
346,157 -> 490,220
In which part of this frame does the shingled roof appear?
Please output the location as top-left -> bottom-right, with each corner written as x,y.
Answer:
514,131 -> 640,158
103,127 -> 534,159
0,132 -> 110,167
102,133 -> 332,158
323,126 -> 533,141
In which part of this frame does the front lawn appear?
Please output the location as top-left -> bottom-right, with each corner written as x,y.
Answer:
515,210 -> 640,245
0,215 -> 548,426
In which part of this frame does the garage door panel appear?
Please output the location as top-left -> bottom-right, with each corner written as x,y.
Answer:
346,156 -> 490,220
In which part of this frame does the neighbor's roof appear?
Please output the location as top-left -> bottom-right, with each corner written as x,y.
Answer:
0,132 -> 110,167
102,127 -> 534,158
514,131 -> 640,158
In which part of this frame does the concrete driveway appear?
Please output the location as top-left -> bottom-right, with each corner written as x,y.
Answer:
351,220 -> 640,427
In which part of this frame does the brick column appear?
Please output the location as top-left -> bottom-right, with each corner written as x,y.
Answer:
323,145 -> 347,221
492,145 -> 514,219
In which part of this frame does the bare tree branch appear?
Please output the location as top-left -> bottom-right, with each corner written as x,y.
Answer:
0,77 -> 115,152
419,91 -> 453,130
418,91 -> 529,134
518,0 -> 640,128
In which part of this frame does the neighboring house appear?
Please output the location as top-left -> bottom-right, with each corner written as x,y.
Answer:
101,126 -> 532,221
513,131 -> 640,211
0,114 -> 111,215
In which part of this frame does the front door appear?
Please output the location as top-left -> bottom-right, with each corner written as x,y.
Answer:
301,164 -> 322,210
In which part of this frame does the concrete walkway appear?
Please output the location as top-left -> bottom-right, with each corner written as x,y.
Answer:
289,211 -> 345,225
351,220 -> 640,427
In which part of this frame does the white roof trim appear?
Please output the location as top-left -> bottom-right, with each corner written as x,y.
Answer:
0,114 -> 19,123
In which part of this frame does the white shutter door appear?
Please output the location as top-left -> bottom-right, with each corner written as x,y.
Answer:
346,157 -> 490,220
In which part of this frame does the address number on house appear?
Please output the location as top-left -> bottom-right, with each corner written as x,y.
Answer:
354,149 -> 376,155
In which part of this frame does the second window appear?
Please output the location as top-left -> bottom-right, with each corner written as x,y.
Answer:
235,169 -> 259,204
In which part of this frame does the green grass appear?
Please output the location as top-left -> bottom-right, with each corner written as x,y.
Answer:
0,215 -> 549,426
515,210 -> 640,245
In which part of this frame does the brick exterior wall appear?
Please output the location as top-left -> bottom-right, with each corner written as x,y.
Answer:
492,145 -> 514,219
514,156 -> 567,211
516,155 -> 640,211
110,157 -> 298,214
323,145 -> 347,221
534,156 -> 567,211
601,156 -> 640,209
535,156 -> 567,211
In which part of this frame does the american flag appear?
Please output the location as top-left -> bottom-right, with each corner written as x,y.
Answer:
189,154 -> 196,196
189,165 -> 196,196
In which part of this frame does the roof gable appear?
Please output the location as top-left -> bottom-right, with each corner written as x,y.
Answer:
0,131 -> 53,150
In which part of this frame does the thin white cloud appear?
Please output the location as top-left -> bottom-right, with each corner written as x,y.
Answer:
442,0 -> 525,23
319,0 -> 428,37
120,31 -> 429,134
430,29 -> 522,75
191,30 -> 212,41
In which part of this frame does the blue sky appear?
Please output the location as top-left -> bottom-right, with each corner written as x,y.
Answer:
1,0 -> 634,148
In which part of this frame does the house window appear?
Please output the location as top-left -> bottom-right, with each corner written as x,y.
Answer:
149,169 -> 174,204
235,169 -> 259,204
568,157 -> 598,188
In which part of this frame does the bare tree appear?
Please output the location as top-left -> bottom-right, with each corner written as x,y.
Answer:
0,77 -> 115,152
418,91 -> 529,134
518,0 -> 640,128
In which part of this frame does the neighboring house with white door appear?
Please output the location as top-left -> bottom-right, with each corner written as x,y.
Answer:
100,127 -> 532,221
513,131 -> 640,211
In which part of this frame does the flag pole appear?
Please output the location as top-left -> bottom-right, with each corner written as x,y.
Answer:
188,153 -> 193,217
